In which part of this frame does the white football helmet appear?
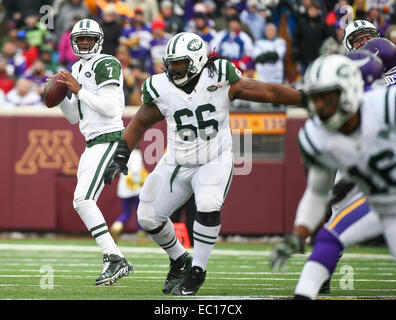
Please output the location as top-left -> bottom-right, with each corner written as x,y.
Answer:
303,54 -> 364,130
343,20 -> 379,52
70,19 -> 104,59
163,32 -> 208,86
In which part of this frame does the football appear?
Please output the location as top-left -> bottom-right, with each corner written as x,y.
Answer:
42,73 -> 68,108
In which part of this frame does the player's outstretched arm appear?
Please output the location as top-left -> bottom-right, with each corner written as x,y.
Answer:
104,103 -> 164,185
229,77 -> 307,107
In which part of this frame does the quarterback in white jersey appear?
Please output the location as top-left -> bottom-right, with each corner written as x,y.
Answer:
104,32 -> 305,296
53,19 -> 133,286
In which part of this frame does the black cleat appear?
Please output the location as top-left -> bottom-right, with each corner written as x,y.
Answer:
162,252 -> 192,294
171,266 -> 206,296
319,278 -> 331,294
95,254 -> 133,286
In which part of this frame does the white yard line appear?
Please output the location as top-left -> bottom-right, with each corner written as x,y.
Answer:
0,243 -> 394,260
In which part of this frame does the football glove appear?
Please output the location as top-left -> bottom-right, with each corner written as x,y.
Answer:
269,233 -> 304,272
103,139 -> 131,185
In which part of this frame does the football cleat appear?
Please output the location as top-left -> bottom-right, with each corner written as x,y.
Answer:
162,251 -> 192,294
95,254 -> 133,286
171,266 -> 206,296
318,278 -> 331,294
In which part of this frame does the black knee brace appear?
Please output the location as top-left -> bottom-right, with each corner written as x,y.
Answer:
195,211 -> 221,227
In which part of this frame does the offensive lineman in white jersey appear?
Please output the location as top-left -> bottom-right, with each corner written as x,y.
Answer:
103,32 -> 306,296
52,19 -> 133,286
285,54 -> 396,299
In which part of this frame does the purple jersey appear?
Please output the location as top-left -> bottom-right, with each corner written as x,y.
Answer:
120,25 -> 152,60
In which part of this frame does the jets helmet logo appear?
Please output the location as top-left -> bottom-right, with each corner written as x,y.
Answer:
187,38 -> 203,51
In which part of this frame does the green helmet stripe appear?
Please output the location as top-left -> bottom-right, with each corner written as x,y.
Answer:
172,33 -> 184,54
86,19 -> 90,28
79,20 -> 84,28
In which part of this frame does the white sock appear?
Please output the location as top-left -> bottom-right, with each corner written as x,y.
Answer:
294,261 -> 330,299
149,218 -> 187,260
192,221 -> 221,271
76,199 -> 123,257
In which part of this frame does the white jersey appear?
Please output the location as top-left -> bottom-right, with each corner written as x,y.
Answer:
71,54 -> 125,141
142,58 -> 241,166
298,86 -> 396,215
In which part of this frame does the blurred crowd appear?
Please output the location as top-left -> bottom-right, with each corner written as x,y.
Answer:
0,0 -> 395,109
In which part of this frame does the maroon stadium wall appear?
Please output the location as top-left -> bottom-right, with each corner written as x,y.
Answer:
0,109 -> 307,235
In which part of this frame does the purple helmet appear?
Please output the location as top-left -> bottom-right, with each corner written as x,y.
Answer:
362,38 -> 396,72
346,49 -> 385,91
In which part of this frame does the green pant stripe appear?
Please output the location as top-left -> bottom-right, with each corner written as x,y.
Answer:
93,229 -> 109,239
85,142 -> 115,200
170,165 -> 181,193
90,223 -> 107,233
92,148 -> 117,200
193,237 -> 216,245
162,236 -> 178,250
193,231 -> 218,240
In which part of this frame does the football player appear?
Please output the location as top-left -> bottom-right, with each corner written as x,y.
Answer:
362,37 -> 396,87
293,55 -> 396,299
270,25 -> 396,298
343,19 -> 380,52
52,19 -> 133,286
103,32 -> 306,296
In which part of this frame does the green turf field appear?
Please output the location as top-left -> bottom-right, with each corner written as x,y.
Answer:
0,237 -> 395,300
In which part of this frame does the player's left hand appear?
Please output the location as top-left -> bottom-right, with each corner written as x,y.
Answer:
103,140 -> 131,185
269,233 -> 304,272
57,70 -> 81,95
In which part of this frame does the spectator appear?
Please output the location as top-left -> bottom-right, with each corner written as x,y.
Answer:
115,45 -> 138,105
149,18 -> 172,75
214,2 -> 254,41
55,0 -> 90,38
354,0 -> 368,21
100,4 -> 123,56
124,0 -> 159,24
159,0 -> 185,35
210,14 -> 253,72
2,41 -> 27,78
386,25 -> 396,46
4,78 -> 43,108
0,55 -> 15,94
252,23 -> 286,84
20,11 -> 48,48
58,20 -> 79,71
240,0 -> 266,41
23,58 -> 52,96
366,7 -> 390,37
15,31 -> 39,70
119,7 -> 152,73
128,65 -> 149,106
292,1 -> 331,74
184,12 -> 216,50
95,0 -> 135,25
3,0 -> 50,29
319,21 -> 347,55
39,45 -> 61,74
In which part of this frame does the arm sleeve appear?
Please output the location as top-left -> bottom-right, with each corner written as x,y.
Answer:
59,95 -> 80,124
77,84 -> 120,118
294,166 -> 335,233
